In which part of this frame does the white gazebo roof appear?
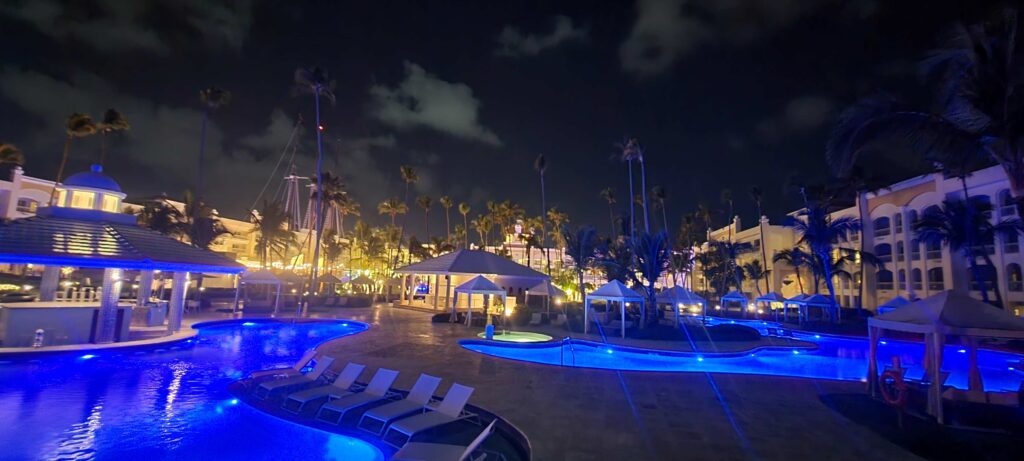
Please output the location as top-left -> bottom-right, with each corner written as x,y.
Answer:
526,280 -> 566,298
395,249 -> 547,279
239,269 -> 281,285
878,295 -> 911,309
785,293 -> 809,304
276,271 -> 306,285
802,294 -> 835,306
870,291 -> 1024,337
454,275 -> 506,295
656,286 -> 706,305
754,292 -> 787,303
587,280 -> 644,302
721,290 -> 748,302
319,273 -> 344,284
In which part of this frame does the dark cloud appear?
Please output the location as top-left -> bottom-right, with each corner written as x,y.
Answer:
496,15 -> 587,57
755,95 -> 836,144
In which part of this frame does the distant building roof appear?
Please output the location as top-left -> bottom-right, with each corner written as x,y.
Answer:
63,164 -> 122,193
0,214 -> 244,273
395,249 -> 547,279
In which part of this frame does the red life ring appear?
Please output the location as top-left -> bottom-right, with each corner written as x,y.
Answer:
879,369 -> 908,407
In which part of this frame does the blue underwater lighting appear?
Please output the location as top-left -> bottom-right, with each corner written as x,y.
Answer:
242,322 -> 257,327
79,354 -> 96,360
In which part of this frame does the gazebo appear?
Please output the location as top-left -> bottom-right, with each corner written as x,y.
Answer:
453,275 -> 507,326
656,286 -> 707,327
585,280 -> 645,338
867,291 -> 1024,423
800,294 -> 838,323
782,293 -> 809,322
524,280 -> 566,311
232,269 -> 282,315
876,295 -> 911,315
720,290 -> 749,316
754,292 -> 787,320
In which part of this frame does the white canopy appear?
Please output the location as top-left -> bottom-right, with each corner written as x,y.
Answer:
585,280 -> 645,338
526,280 -> 566,298
234,269 -> 283,315
452,275 -> 507,326
754,292 -> 786,303
656,286 -> 707,327
396,249 -> 547,279
876,295 -> 911,314
276,271 -> 306,285
721,290 -> 747,303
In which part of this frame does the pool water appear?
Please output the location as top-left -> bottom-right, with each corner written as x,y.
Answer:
461,328 -> 1024,391
476,331 -> 554,343
0,319 -> 385,461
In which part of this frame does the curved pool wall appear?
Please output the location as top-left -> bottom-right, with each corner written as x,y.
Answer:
461,326 -> 1024,392
0,318 -> 385,461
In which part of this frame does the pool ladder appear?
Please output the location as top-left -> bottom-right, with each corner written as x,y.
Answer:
560,337 -> 577,367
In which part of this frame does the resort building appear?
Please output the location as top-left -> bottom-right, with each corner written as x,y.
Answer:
697,165 -> 1024,316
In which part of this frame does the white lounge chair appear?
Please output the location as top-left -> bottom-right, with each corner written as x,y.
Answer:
281,362 -> 366,413
529,313 -> 542,326
315,368 -> 401,424
391,419 -> 496,461
249,350 -> 318,381
384,383 -> 476,448
358,374 -> 442,435
254,356 -> 335,399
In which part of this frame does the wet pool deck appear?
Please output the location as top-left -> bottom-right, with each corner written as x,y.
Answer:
309,305 -> 924,461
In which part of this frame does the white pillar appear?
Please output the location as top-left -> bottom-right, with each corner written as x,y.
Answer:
94,268 -> 123,343
39,266 -> 60,302
432,274 -> 440,310
445,275 -> 452,312
584,298 -> 590,334
137,270 -> 154,305
167,272 -> 189,333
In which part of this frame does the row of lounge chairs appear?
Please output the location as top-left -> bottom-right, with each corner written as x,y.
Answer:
248,353 -> 495,459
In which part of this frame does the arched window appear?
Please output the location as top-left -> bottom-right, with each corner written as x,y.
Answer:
898,269 -> 906,289
877,270 -> 894,290
875,243 -> 892,263
1003,231 -> 1019,254
925,239 -> 942,259
999,189 -> 1016,217
894,213 -> 903,233
896,241 -> 905,262
874,217 -> 891,237
911,268 -> 922,290
909,209 -> 919,226
1008,263 -> 1023,292
910,239 -> 921,260
928,268 -> 944,291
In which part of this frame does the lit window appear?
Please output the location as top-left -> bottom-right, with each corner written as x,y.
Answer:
56,189 -> 67,206
101,194 -> 119,212
15,198 -> 38,214
70,191 -> 95,209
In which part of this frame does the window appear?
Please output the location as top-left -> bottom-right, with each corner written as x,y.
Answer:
877,270 -> 894,290
898,269 -> 906,289
999,189 -> 1016,217
926,240 -> 942,260
928,268 -> 944,291
56,189 -> 67,207
101,194 -> 118,212
70,191 -> 95,209
910,239 -> 921,260
969,265 -> 997,292
909,209 -> 919,227
1004,232 -> 1020,254
912,268 -> 922,291
874,217 -> 891,237
894,213 -> 903,233
15,198 -> 38,214
896,241 -> 905,262
875,243 -> 892,263
1008,264 -> 1023,292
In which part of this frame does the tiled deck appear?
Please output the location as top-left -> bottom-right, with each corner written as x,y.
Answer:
308,305 -> 926,461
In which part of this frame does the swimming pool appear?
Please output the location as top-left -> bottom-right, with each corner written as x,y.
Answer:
0,319 -> 385,461
460,327 -> 1024,391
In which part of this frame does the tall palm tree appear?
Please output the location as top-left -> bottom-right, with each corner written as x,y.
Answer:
785,202 -> 860,306
707,239 -> 753,295
182,190 -> 230,250
458,202 -> 471,248
136,194 -> 187,238
563,225 -> 599,303
617,138 -> 643,242
52,113 -> 97,204
439,196 -> 454,243
322,230 -> 347,276
97,108 -> 130,166
720,189 -> 734,242
378,197 -> 408,226
742,260 -> 769,296
400,165 -> 418,207
416,195 -> 432,239
547,208 -> 570,248
471,215 -> 493,248
634,231 -> 672,327
600,187 -> 617,237
197,87 -> 230,200
311,171 -> 346,230
534,154 -> 552,278
651,185 -> 669,233
293,67 -> 335,296
336,195 -> 360,238
251,200 -> 296,268
749,185 -> 771,293
772,247 -> 810,294
0,143 -> 24,166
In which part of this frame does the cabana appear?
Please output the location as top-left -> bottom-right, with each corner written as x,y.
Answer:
781,294 -> 808,322
720,290 -> 749,316
524,280 -> 566,312
656,286 -> 707,327
754,292 -> 787,320
867,291 -> 1024,424
585,280 -> 645,338
876,295 -> 911,315
232,269 -> 283,316
800,294 -> 838,323
453,275 -> 507,326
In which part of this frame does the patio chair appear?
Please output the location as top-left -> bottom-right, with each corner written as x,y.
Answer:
358,374 -> 443,435
248,350 -> 317,381
315,368 -> 400,424
529,313 -> 542,326
391,419 -> 496,461
384,383 -> 476,448
254,355 -> 336,399
281,362 -> 366,413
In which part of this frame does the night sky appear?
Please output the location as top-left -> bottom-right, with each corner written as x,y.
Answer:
0,0 -> 1008,232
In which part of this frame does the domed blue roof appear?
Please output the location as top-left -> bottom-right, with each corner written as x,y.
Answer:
63,164 -> 122,192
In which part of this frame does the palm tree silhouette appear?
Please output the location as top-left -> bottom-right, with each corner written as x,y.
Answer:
600,187 -> 617,238
97,109 -> 130,166
439,196 -> 453,243
416,195 -> 432,240
785,202 -> 860,309
197,87 -> 230,200
0,143 -> 24,166
251,200 -> 296,269
378,197 -> 408,227
458,202 -> 471,248
52,113 -> 97,204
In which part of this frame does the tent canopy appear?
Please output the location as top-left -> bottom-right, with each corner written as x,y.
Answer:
526,280 -> 566,298
454,275 -> 506,295
721,290 -> 748,303
239,269 -> 281,285
275,271 -> 305,285
879,295 -> 911,309
587,280 -> 644,302
319,273 -> 343,284
802,294 -> 835,306
395,249 -> 547,279
755,292 -> 786,303
785,293 -> 809,305
340,274 -> 372,284
869,290 -> 1024,338
656,286 -> 706,305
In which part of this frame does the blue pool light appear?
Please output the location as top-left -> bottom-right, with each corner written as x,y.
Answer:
958,349 -> 967,353
230,398 -> 239,405
814,334 -> 821,339
697,356 -> 704,362
880,340 -> 887,345
79,354 -> 96,360
606,348 -> 614,354
792,350 -> 800,355
242,322 -> 257,327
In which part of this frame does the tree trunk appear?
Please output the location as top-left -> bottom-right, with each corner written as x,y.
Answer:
540,173 -> 551,315
51,136 -> 73,204
445,209 -> 450,243
965,249 -> 991,304
979,249 -> 1004,307
463,214 -> 469,248
608,203 -> 616,238
627,161 -> 635,243
99,132 -> 108,166
198,109 -> 209,201
640,157 -> 650,233
308,91 -> 325,310
757,208 -> 770,294
795,267 -> 805,293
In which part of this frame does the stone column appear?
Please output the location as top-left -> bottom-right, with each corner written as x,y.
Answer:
94,268 -> 123,343
39,266 -> 60,302
167,272 -> 189,333
137,270 -> 154,305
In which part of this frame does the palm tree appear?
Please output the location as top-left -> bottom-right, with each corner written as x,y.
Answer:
600,187 -> 617,237
197,87 -> 231,200
0,143 -> 24,166
785,202 -> 860,306
773,247 -> 810,294
707,239 -> 753,295
321,230 -> 346,276
915,198 -> 1017,305
416,195 -> 432,239
52,113 -> 97,204
651,185 -> 669,233
563,225 -> 599,303
547,208 -> 570,248
749,185 -> 771,293
311,171 -> 346,230
439,196 -> 454,243
182,191 -> 230,250
634,231 -> 672,327
251,200 -> 296,268
136,194 -> 187,238
294,66 -> 336,299
617,138 -> 643,242
458,202 -> 471,248
720,189 -> 734,242
378,197 -> 408,226
97,108 -> 130,166
742,260 -> 769,296
336,195 -> 360,238
471,215 -> 493,247
534,154 -> 552,279
400,165 -> 418,206
429,236 -> 455,257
